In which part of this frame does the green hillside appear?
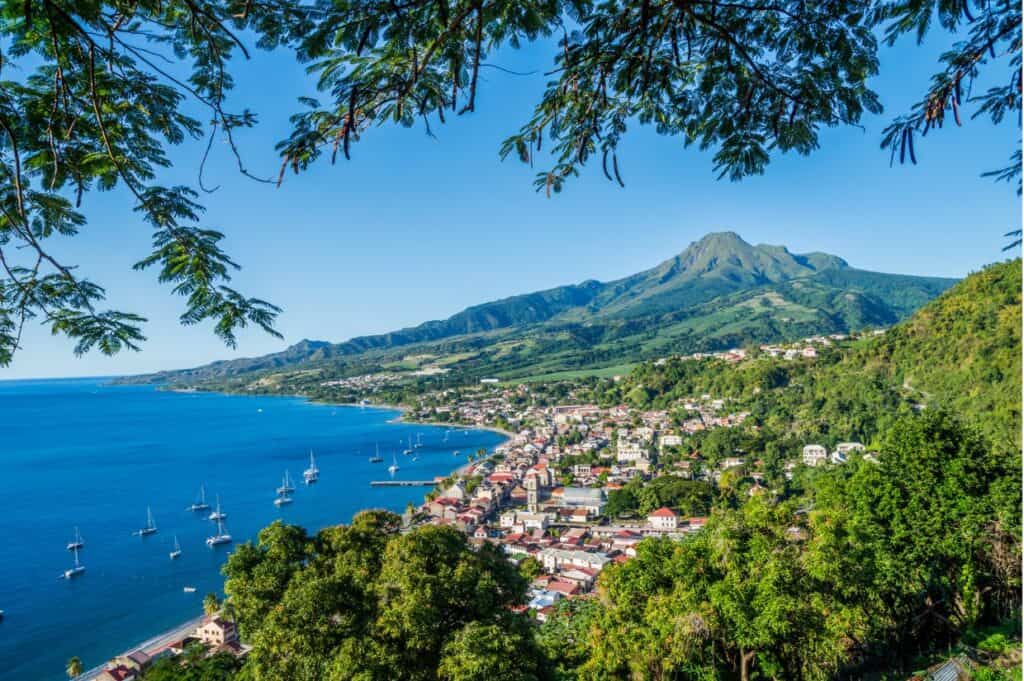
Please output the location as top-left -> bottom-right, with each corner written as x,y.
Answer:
121,232 -> 956,389
606,258 -> 1021,452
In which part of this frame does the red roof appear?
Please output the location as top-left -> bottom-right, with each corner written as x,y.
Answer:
649,507 -> 678,518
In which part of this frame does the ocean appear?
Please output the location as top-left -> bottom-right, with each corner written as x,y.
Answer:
0,378 -> 505,680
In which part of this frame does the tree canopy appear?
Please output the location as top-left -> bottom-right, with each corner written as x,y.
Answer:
0,0 -> 1018,364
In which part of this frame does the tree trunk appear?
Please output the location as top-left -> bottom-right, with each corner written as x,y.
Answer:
741,649 -> 756,681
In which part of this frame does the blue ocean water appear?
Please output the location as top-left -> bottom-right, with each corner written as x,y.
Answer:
0,378 -> 504,680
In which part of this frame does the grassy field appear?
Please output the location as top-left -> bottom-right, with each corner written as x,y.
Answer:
510,363 -> 639,383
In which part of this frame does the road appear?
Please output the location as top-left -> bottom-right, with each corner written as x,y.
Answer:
71,613 -> 205,681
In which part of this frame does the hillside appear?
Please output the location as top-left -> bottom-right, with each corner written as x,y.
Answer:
122,232 -> 957,387
609,258 -> 1021,451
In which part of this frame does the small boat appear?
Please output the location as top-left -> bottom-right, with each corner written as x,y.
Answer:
169,536 -> 182,560
206,516 -> 232,547
388,454 -> 400,475
274,492 -> 293,507
66,527 -> 85,551
414,433 -> 423,449
402,436 -> 413,456
303,450 -> 319,484
369,442 -> 384,463
62,545 -> 85,579
136,507 -> 158,537
277,470 -> 296,495
208,496 -> 227,521
453,450 -> 461,457
188,484 -> 211,512
183,586 -> 197,593
411,456 -> 419,462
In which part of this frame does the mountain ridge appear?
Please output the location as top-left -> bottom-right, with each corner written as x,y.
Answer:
122,232 -> 957,385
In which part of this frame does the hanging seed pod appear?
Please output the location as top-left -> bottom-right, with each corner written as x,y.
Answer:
613,153 -> 625,187
899,128 -> 907,164
602,149 -> 613,181
952,96 -> 962,126
907,129 -> 917,165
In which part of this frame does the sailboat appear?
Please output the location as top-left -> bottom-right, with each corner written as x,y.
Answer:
169,536 -> 182,560
303,450 -> 319,484
66,527 -> 85,551
388,454 -> 400,475
402,436 -> 413,455
206,515 -> 232,547
274,473 -> 294,506
62,544 -> 85,579
369,442 -> 384,463
187,484 -> 210,512
414,433 -> 423,449
277,470 -> 296,495
136,507 -> 158,536
208,496 -> 227,521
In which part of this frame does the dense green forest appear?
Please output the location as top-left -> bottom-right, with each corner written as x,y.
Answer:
139,260 -> 1020,680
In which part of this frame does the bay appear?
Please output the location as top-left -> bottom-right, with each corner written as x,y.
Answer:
0,377 -> 504,680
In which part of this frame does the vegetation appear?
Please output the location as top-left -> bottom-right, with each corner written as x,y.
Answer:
124,233 -> 955,391
142,651 -> 243,681
65,656 -> 82,679
221,512 -> 540,680
4,0 -> 1015,364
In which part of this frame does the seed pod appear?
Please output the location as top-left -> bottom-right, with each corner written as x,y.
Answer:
900,128 -> 907,164
907,129 -> 917,165
602,150 -> 613,182
613,153 -> 625,187
952,97 -> 962,126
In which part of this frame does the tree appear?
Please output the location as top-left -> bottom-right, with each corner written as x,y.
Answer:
437,622 -> 545,681
1,1 -> 1017,365
518,556 -> 542,581
65,656 -> 82,679
203,592 -> 221,616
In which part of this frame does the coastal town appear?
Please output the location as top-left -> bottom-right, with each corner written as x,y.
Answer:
397,370 -> 875,624
79,336 -> 885,679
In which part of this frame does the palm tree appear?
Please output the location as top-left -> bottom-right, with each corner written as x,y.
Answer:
65,656 -> 83,679
202,592 -> 220,616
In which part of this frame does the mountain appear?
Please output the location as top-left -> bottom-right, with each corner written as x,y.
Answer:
123,232 -> 958,387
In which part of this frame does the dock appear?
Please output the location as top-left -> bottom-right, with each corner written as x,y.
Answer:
370,480 -> 438,487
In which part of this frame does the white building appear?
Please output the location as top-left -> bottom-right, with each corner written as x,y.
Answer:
647,507 -> 678,530
802,445 -> 828,467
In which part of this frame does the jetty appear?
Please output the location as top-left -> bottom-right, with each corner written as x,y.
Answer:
370,480 -> 438,487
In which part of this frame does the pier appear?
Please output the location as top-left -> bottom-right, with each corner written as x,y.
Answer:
370,480 -> 438,487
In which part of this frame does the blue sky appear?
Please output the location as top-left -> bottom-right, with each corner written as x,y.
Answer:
4,26 -> 1020,379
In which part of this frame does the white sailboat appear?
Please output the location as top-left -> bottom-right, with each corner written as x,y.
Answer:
277,470 -> 296,495
274,473 -> 294,507
369,442 -> 384,463
63,544 -> 85,579
188,484 -> 210,512
66,526 -> 85,551
414,433 -> 423,449
208,496 -> 227,521
169,536 -> 182,560
136,507 -> 158,536
388,454 -> 400,475
402,436 -> 413,455
303,450 -> 319,484
206,515 -> 232,547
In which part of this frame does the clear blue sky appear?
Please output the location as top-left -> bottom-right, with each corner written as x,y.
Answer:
4,28 -> 1020,379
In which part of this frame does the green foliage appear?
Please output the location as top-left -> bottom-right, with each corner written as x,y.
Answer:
142,652 -> 243,681
223,511 -> 535,681
0,0 -> 285,365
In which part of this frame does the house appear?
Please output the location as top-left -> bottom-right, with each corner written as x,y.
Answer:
659,434 -> 683,450
802,445 -> 828,467
647,507 -> 678,530
616,439 -> 648,463
538,548 -> 612,572
93,667 -> 139,681
720,457 -> 745,470
195,616 -> 238,647
561,487 -> 606,515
